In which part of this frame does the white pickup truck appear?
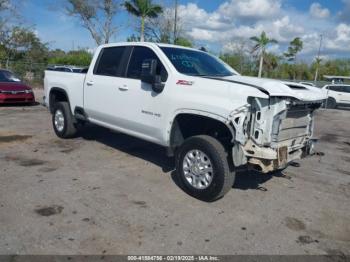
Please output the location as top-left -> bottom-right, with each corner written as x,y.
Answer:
44,42 -> 326,201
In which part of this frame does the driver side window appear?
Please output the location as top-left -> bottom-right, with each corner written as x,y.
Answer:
127,46 -> 168,82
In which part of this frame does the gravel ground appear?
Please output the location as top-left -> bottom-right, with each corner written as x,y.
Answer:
0,89 -> 349,255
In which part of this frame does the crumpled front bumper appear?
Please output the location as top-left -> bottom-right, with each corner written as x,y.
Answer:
242,139 -> 317,173
229,97 -> 321,173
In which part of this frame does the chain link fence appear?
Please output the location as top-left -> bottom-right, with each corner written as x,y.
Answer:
1,60 -> 347,90
0,60 -> 47,88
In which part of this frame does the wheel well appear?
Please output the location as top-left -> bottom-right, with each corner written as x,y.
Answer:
49,88 -> 69,113
170,114 -> 234,149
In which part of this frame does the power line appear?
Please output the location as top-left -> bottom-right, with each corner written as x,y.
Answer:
174,0 -> 178,44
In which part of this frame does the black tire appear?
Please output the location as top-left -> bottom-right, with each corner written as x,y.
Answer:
176,135 -> 235,202
325,97 -> 337,109
52,102 -> 78,139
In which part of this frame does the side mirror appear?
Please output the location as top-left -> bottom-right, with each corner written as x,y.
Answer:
141,59 -> 157,84
141,59 -> 165,93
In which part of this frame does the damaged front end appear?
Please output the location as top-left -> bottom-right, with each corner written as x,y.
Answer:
228,97 -> 322,173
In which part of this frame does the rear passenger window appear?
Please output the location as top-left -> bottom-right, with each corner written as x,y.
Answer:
342,86 -> 350,93
127,47 -> 168,82
329,86 -> 344,92
94,47 -> 126,77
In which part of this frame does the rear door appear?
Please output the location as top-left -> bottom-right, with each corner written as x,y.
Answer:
328,86 -> 344,103
340,86 -> 350,104
84,46 -> 131,126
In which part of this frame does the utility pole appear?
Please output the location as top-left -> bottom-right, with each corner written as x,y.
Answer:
174,0 -> 178,44
314,34 -> 323,83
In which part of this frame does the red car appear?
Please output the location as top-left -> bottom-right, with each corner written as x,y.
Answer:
0,69 -> 35,104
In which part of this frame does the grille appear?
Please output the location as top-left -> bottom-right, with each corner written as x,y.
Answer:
1,90 -> 26,94
275,106 -> 311,143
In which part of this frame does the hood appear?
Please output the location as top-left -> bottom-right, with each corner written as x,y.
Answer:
220,75 -> 327,102
0,82 -> 32,91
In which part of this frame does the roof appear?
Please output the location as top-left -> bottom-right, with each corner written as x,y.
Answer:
323,75 -> 350,80
99,42 -> 204,53
322,83 -> 350,88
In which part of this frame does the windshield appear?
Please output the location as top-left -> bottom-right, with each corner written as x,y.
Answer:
160,47 -> 236,77
0,70 -> 21,82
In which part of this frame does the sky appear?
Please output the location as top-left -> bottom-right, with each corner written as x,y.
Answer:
18,0 -> 350,61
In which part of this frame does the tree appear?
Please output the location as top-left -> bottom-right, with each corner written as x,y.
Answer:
284,37 -> 303,80
48,49 -> 92,66
145,5 -> 188,44
1,26 -> 48,67
146,8 -> 173,43
124,0 -> 163,42
0,0 -> 18,39
64,0 -> 119,45
313,57 -> 322,82
263,53 -> 281,78
175,37 -> 192,47
250,31 -> 278,78
126,34 -> 140,42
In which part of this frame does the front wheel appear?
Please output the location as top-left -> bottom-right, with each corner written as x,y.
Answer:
176,135 -> 235,202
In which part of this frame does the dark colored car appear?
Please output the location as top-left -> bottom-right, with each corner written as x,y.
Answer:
0,69 -> 35,104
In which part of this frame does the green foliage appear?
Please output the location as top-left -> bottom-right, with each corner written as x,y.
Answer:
221,50 -> 350,81
127,34 -> 141,42
124,0 -> 163,41
250,31 -> 278,77
220,53 -> 256,76
175,37 -> 193,47
284,37 -> 303,62
48,49 -> 92,66
0,26 -> 49,84
250,31 -> 278,54
124,0 -> 162,18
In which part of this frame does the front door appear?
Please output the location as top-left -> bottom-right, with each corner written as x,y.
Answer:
114,46 -> 170,144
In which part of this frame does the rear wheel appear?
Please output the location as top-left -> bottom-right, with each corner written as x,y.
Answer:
52,102 -> 78,138
176,135 -> 235,202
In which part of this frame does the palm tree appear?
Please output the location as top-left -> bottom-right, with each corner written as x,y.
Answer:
284,37 -> 303,80
314,57 -> 322,82
250,31 -> 278,78
124,0 -> 163,42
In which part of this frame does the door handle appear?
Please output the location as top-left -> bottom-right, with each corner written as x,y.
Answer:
86,81 -> 94,86
118,85 -> 129,91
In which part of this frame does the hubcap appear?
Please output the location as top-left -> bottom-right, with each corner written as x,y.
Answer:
54,110 -> 65,132
182,149 -> 214,189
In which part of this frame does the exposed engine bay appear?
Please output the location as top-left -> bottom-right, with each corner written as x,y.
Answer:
229,97 -> 323,173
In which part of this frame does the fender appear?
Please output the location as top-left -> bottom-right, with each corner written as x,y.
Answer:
49,87 -> 71,113
165,109 -> 236,145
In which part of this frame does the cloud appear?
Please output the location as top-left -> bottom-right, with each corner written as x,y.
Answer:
338,0 -> 350,23
218,0 -> 281,21
309,3 -> 330,19
301,23 -> 350,56
178,3 -> 229,31
325,23 -> 350,51
175,1 -> 350,59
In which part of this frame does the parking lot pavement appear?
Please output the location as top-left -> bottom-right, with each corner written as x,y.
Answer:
0,89 -> 349,255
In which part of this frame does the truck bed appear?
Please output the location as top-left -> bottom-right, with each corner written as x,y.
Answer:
44,70 -> 87,112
